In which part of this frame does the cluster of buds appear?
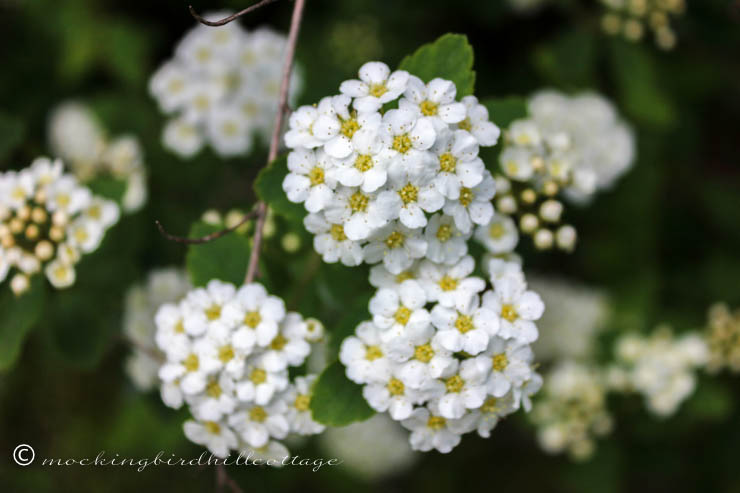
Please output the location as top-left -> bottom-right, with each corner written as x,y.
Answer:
600,0 -> 686,50
705,303 -> 740,374
0,157 -> 119,295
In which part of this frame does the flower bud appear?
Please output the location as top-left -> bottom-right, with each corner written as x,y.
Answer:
520,214 -> 538,234
533,228 -> 554,250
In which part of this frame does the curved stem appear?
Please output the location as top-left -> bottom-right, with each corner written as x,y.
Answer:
155,211 -> 256,245
189,0 -> 280,26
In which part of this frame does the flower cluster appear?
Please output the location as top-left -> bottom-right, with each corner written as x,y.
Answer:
123,268 -> 192,391
0,157 -> 119,295
341,257 -> 543,453
154,280 -> 325,459
283,61 -> 502,270
609,326 -> 708,417
704,303 -> 740,374
149,14 -> 302,158
495,90 -> 635,251
600,0 -> 685,50
48,101 -> 148,213
530,361 -> 613,461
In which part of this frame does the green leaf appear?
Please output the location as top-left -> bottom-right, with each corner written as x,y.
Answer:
310,360 -> 375,426
186,221 -> 251,287
254,155 -> 306,223
0,111 -> 25,162
398,33 -> 476,97
0,276 -> 45,371
87,176 -> 128,204
327,291 -> 372,359
482,97 -> 528,129
533,28 -> 597,89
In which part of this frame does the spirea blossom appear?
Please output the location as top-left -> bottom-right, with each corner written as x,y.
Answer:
0,157 -> 119,295
600,0 -> 685,50
149,13 -> 303,158
704,303 -> 740,374
283,61 -> 501,269
154,280 -> 324,459
48,101 -> 148,213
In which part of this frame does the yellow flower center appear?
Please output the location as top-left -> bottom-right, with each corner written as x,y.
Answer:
436,224 -> 453,242
195,47 -> 212,62
349,191 -> 369,212
439,153 -> 457,173
455,314 -> 474,333
206,380 -> 222,398
385,231 -> 405,249
184,353 -> 199,372
398,183 -> 418,204
445,375 -> 465,393
250,368 -> 267,384
340,118 -> 360,138
270,334 -> 288,351
459,187 -> 474,207
222,121 -> 239,136
330,224 -> 347,242
392,134 -> 412,154
244,311 -> 262,328
489,223 -> 505,239
458,118 -> 472,132
420,100 -> 439,116
492,353 -> 509,372
365,345 -> 383,361
308,167 -> 325,186
294,394 -> 311,411
387,377 -> 405,396
439,275 -> 458,292
394,306 -> 412,326
414,343 -> 434,363
427,416 -> 447,430
174,320 -> 185,334
168,79 -> 184,93
249,406 -> 267,423
354,154 -> 374,172
501,304 -> 518,322
481,397 -> 499,414
218,345 -> 235,363
204,421 -> 221,434
505,161 -> 519,176
87,205 -> 101,220
369,83 -> 388,98
205,304 -> 221,321
395,271 -> 414,283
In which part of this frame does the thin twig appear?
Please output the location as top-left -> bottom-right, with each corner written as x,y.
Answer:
244,0 -> 307,285
216,464 -> 243,493
155,211 -> 256,245
189,0 -> 280,26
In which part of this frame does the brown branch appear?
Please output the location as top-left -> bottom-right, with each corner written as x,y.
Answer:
155,211 -> 256,245
244,0 -> 307,285
189,0 -> 280,26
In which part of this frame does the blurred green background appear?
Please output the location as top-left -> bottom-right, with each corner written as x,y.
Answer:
1,0 -> 739,491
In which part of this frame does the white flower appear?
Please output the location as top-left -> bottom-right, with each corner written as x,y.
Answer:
260,313 -> 311,371
154,302 -> 190,358
66,218 -> 104,253
44,259 -> 76,288
379,108 -> 436,170
284,98 -> 333,149
400,76 -> 466,130
442,170 -> 496,233
221,282 -> 285,350
163,117 -> 204,157
378,154 -> 444,228
429,128 -> 484,200
482,275 -> 544,343
400,402 -> 477,453
423,213 -> 470,265
311,94 -> 382,159
363,365 -> 436,420
181,280 -> 236,337
188,372 -> 237,421
303,213 -> 364,266
339,321 -> 392,384
384,324 -> 456,389
473,391 -> 518,438
282,148 -> 337,213
332,127 -> 391,193
83,197 -> 120,229
417,256 -> 485,308
340,61 -> 410,112
431,294 -> 498,355
283,375 -> 325,435
235,358 -> 289,405
206,106 -> 253,156
228,400 -> 289,448
183,419 -> 238,458
434,358 -> 489,419
363,222 -> 427,274
458,95 -> 501,146
149,62 -> 191,113
368,262 -> 420,291
324,186 -> 393,241
499,146 -> 535,181
240,440 -> 290,466
474,336 -> 534,397
46,175 -> 91,215
368,280 -> 429,340
159,339 -> 220,395
474,214 -> 519,254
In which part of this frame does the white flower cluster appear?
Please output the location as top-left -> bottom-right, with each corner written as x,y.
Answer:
340,257 -> 543,453
609,326 -> 708,417
149,14 -> 302,158
48,101 -> 147,213
123,268 -> 191,390
282,61 -> 502,270
154,280 -> 325,459
495,90 -> 635,251
0,157 -> 119,295
600,0 -> 685,50
705,303 -> 740,374
531,361 -> 613,461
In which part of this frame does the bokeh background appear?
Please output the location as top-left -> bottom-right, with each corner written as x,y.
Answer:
1,0 -> 739,491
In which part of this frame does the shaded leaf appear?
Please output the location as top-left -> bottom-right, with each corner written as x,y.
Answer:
310,360 -> 375,426
399,33 -> 476,97
254,155 -> 306,223
87,176 -> 128,204
0,111 -> 25,162
186,221 -> 251,287
0,276 -> 45,371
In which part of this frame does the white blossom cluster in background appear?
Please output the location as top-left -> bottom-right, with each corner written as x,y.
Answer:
48,101 -> 148,213
608,326 -> 708,417
496,90 -> 635,251
154,280 -> 325,461
149,13 -> 302,158
123,268 -> 191,390
319,414 -> 417,480
600,0 -> 685,50
704,303 -> 740,374
0,157 -> 119,295
283,61 -> 504,270
531,361 -> 613,461
341,257 -> 543,453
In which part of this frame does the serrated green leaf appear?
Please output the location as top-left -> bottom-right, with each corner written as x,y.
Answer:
0,276 -> 45,371
310,360 -> 375,426
186,221 -> 251,287
87,176 -> 128,204
254,155 -> 306,223
0,111 -> 25,162
398,33 -> 476,97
